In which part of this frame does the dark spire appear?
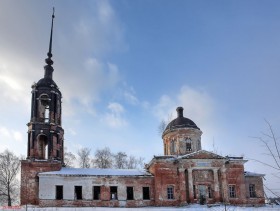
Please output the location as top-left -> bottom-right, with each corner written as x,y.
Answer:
45,7 -> 55,66
44,8 -> 55,79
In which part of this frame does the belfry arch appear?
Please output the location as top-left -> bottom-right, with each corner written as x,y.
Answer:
37,134 -> 48,159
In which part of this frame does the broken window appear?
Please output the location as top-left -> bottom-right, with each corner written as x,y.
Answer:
249,184 -> 256,198
93,186 -> 101,200
127,187 -> 134,200
56,186 -> 63,200
110,186 -> 118,200
186,138 -> 192,151
143,187 -> 150,200
167,186 -> 174,200
75,186 -> 82,200
229,185 -> 236,198
208,186 -> 212,198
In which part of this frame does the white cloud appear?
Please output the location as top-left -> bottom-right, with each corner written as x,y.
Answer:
123,89 -> 139,105
102,102 -> 127,128
59,58 -> 121,117
108,102 -> 125,114
0,126 -> 25,155
153,86 -> 220,149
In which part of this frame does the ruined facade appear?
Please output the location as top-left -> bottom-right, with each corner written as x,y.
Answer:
20,12 -> 265,208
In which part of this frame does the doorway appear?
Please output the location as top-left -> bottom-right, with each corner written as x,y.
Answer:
198,185 -> 207,205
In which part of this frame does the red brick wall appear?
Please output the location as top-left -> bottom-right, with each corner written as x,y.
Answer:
20,160 -> 62,205
224,162 -> 247,204
245,176 -> 265,205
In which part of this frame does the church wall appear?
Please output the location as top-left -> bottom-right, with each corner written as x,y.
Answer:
151,159 -> 186,206
245,176 -> 265,205
224,161 -> 247,204
39,175 -> 154,207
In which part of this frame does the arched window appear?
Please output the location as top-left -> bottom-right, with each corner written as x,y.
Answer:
170,140 -> 176,154
186,138 -> 192,151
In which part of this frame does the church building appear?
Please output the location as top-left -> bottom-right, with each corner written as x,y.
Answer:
20,12 -> 265,207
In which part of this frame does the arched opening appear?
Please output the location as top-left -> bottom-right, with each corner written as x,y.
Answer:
38,94 -> 50,123
37,135 -> 48,159
186,138 -> 192,152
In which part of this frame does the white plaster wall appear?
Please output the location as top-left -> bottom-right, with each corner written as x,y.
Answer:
39,175 -> 153,201
39,175 -> 95,200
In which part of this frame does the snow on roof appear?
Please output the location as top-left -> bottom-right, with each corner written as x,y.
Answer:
39,167 -> 152,177
244,171 -> 265,177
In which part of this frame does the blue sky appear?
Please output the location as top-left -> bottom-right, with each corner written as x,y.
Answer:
1,0 -> 280,196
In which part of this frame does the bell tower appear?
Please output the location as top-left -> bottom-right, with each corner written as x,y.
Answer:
21,8 -> 64,205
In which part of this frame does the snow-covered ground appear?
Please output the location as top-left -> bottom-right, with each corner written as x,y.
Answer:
2,205 -> 280,211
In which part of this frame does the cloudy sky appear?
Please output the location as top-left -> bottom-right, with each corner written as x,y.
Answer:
1,0 -> 280,196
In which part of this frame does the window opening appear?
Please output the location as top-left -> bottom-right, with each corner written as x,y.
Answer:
75,186 -> 82,200
249,184 -> 256,198
38,135 -> 48,159
229,185 -> 236,198
170,140 -> 176,154
44,105 -> 50,123
193,185 -> 196,199
186,138 -> 192,151
208,186 -> 212,198
39,94 -> 50,123
93,186 -> 101,200
110,186 -> 118,200
56,186 -> 63,200
127,187 -> 134,200
143,187 -> 150,200
167,186 -> 174,200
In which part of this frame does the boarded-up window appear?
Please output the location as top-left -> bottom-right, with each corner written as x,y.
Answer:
93,186 -> 101,200
56,186 -> 63,200
127,187 -> 134,200
110,186 -> 118,200
143,187 -> 150,200
75,186 -> 82,200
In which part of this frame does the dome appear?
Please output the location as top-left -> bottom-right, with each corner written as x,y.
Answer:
37,77 -> 58,88
163,107 -> 200,136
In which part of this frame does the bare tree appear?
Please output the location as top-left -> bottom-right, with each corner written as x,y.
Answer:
0,150 -> 20,206
114,152 -> 127,169
64,147 -> 76,167
158,113 -> 173,135
77,147 -> 91,168
92,147 -> 113,169
158,120 -> 167,135
252,120 -> 280,171
126,155 -> 145,169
